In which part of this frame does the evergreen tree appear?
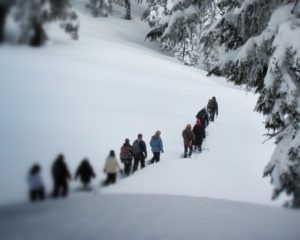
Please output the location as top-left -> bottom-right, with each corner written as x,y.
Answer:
87,0 -> 112,17
7,0 -> 79,46
145,0 -> 218,66
124,0 -> 131,20
202,0 -> 300,207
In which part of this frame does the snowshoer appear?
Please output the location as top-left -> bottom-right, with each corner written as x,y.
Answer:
132,133 -> 147,172
182,124 -> 195,158
120,138 -> 133,176
207,96 -> 218,122
103,150 -> 121,185
27,164 -> 45,202
196,107 -> 209,127
75,158 -> 96,188
192,118 -> 206,153
150,130 -> 164,164
51,154 -> 71,198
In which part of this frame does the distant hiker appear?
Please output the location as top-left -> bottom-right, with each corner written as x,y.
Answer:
207,96 -> 218,122
182,124 -> 195,158
120,138 -> 133,176
103,150 -> 122,185
150,130 -> 164,164
132,133 -> 147,172
75,158 -> 96,189
51,154 -> 71,198
192,118 -> 206,153
196,107 -> 209,127
27,164 -> 45,202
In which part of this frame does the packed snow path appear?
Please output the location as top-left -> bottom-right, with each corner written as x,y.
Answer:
0,1 -> 276,206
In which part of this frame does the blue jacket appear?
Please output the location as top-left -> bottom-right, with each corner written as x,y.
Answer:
150,136 -> 163,153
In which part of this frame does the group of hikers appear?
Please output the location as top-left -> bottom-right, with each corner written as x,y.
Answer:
27,96 -> 218,202
27,131 -> 164,202
182,96 -> 218,158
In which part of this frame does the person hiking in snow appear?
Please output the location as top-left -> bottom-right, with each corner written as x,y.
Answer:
27,164 -> 45,202
75,158 -> 96,189
182,124 -> 195,158
51,154 -> 71,198
192,118 -> 206,153
132,133 -> 147,172
103,150 -> 122,186
150,130 -> 164,164
120,138 -> 133,176
196,107 -> 209,128
207,96 -> 218,122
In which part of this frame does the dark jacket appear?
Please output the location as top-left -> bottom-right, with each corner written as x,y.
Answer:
192,124 -> 205,145
52,158 -> 71,182
132,139 -> 147,156
196,108 -> 209,127
75,160 -> 96,183
207,99 -> 218,114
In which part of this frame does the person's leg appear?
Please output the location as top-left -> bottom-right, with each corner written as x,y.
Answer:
184,145 -> 188,158
150,153 -> 155,164
29,190 -> 37,202
62,181 -> 68,197
154,152 -> 160,162
111,173 -> 117,184
140,153 -> 145,169
188,145 -> 193,157
38,187 -> 45,201
133,155 -> 139,172
52,179 -> 59,198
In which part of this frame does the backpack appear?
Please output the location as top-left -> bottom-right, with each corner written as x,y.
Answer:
196,109 -> 209,127
120,145 -> 131,159
132,140 -> 141,154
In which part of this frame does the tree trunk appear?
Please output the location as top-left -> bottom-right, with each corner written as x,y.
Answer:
124,0 -> 131,20
0,4 -> 6,43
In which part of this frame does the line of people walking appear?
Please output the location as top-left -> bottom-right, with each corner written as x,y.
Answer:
182,96 -> 218,158
26,97 -> 217,202
27,130 -> 164,202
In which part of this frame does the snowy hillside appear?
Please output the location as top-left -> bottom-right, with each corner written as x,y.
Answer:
0,0 -> 280,208
1,1 -> 300,240
1,194 -> 300,240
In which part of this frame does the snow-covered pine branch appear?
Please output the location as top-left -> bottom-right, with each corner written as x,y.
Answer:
202,0 -> 300,207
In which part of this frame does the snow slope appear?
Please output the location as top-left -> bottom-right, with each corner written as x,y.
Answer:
1,194 -> 300,240
0,0 -> 277,207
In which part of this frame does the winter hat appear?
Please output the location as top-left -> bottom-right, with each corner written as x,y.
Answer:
186,124 -> 192,129
125,138 -> 130,143
138,133 -> 143,139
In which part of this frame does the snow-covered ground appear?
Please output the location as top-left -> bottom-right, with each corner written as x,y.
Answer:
1,194 -> 300,240
1,2 -> 300,240
0,1 -> 282,207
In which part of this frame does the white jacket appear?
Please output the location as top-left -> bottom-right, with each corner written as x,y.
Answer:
104,156 -> 121,173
